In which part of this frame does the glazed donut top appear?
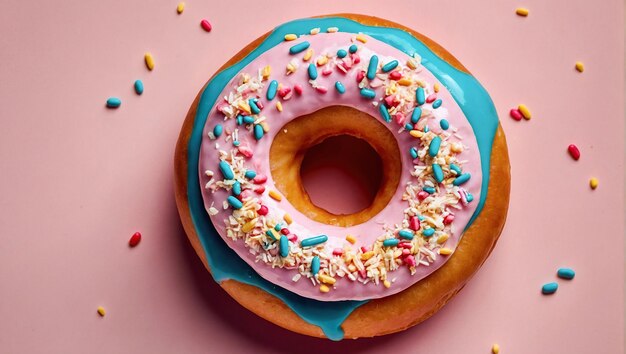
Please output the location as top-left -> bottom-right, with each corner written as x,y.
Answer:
198,27 -> 485,302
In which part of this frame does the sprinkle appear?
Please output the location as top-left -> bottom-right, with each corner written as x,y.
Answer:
261,65 -> 271,80
311,256 -> 320,275
97,306 -> 106,317
106,97 -> 121,108
254,124 -> 264,140
492,343 -> 500,354
423,186 -> 436,194
509,108 -> 523,121
200,19 -> 212,32
589,177 -> 599,190
439,248 -> 453,255
227,196 -> 243,209
410,147 -> 418,159
346,235 -> 357,244
567,144 -> 580,160
422,228 -> 435,237
289,41 -> 310,54
516,7 -> 529,16
241,220 -> 256,233
274,223 -> 282,231
242,116 -> 255,124
219,161 -> 234,180
284,34 -> 297,41
134,80 -> 144,95
279,235 -> 289,257
383,280 -> 391,288
349,44 -> 358,53
319,284 -> 330,293
232,181 -> 241,196
301,235 -> 328,247
318,274 -> 336,285
416,87 -> 425,105
257,205 -> 268,215
557,268 -> 576,280
283,213 -> 293,224
399,230 -> 414,240
327,27 -> 339,33
269,190 -> 282,201
253,174 -> 267,184
303,49 -> 313,61
450,163 -> 462,175
310,28 -> 320,35
432,99 -> 443,109
237,100 -> 251,114
383,239 -> 400,247
437,234 -> 450,244
440,119 -> 449,130
360,88 -> 376,99
575,61 -> 585,72
379,104 -> 391,123
308,63 -> 318,80
428,136 -> 442,157
315,86 -> 328,94
176,2 -> 184,14
337,49 -> 347,58
409,216 -> 421,231
518,104 -> 532,120
434,83 -> 440,93
426,94 -> 437,104
409,130 -> 423,138
411,107 -> 422,124
381,60 -> 399,73
406,57 -> 418,69
211,124 -> 222,138
432,164 -> 444,183
542,282 -> 558,295
248,99 -> 261,114
144,53 -> 155,71
389,71 -> 402,80
266,80 -> 278,100
275,102 -> 283,112
356,34 -> 367,43
453,173 -> 471,186
361,251 -> 375,260
129,232 -> 141,247
366,55 -> 379,80
266,229 -> 280,241
334,81 -> 346,94
397,78 -> 412,86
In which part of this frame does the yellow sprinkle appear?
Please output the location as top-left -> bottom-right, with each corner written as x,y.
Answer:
318,274 -> 336,285
518,104 -> 532,120
437,234 -> 450,244
434,83 -> 440,92
97,306 -> 106,317
144,52 -> 155,71
260,121 -> 270,133
269,190 -> 283,201
406,58 -> 418,70
310,27 -> 320,35
316,56 -> 328,66
266,229 -> 280,241
383,280 -> 391,288
589,177 -> 599,190
575,61 -> 585,73
242,219 -> 257,233
261,65 -> 271,80
346,234 -> 357,244
237,101 -> 251,114
303,49 -> 313,62
397,78 -> 412,86
276,101 -> 283,112
450,143 -> 464,153
516,7 -> 529,16
176,2 -> 184,14
492,343 -> 500,354
283,213 -> 293,224
361,251 -> 375,261
319,284 -> 330,293
409,130 -> 424,138
356,34 -> 367,43
284,34 -> 297,41
439,248 -> 453,255
327,27 -> 339,33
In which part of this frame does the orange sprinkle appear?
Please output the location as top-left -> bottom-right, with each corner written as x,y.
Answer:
434,83 -> 440,92
283,213 -> 293,224
319,284 -> 330,293
575,61 -> 585,72
346,234 -> 357,244
269,190 -> 283,201
97,306 -> 106,317
516,7 -> 529,16
356,34 -> 367,43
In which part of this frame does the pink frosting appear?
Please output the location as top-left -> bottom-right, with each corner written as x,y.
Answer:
198,33 -> 482,301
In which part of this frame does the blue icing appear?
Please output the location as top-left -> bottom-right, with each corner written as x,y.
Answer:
186,17 -> 498,340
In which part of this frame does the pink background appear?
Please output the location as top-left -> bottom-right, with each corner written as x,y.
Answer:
0,0 -> 623,353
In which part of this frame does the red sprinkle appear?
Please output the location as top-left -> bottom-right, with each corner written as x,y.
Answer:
277,87 -> 291,98
394,112 -> 405,125
350,53 -> 360,64
332,248 -> 344,256
238,146 -> 253,158
567,144 -> 580,160
287,234 -> 298,242
315,86 -> 328,94
257,205 -> 269,216
417,191 -> 430,201
293,84 -> 303,95
356,70 -> 365,83
509,108 -> 523,121
280,228 -> 290,235
426,94 -> 437,104
255,101 -> 264,110
360,246 -> 370,253
409,216 -> 421,231
129,232 -> 141,247
443,214 -> 455,225
389,71 -> 402,80
254,186 -> 265,194
322,67 -> 333,76
200,19 -> 212,32
404,255 -> 416,267
401,249 -> 411,256
253,174 -> 267,184
399,242 -> 413,249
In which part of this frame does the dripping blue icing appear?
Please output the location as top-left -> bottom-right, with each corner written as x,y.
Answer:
186,17 -> 499,340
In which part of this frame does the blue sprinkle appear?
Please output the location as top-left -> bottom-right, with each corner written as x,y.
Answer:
232,181 -> 241,196
254,124 -> 264,140
337,49 -> 347,58
308,63 -> 318,80
381,60 -> 398,72
243,116 -> 255,124
274,223 -> 282,231
429,136 -> 442,157
360,88 -> 376,99
213,124 -> 223,138
300,235 -> 328,248
106,97 -> 121,108
557,268 -> 576,280
379,104 -> 391,122
453,173 -> 471,186
416,87 -> 425,105
417,215 -> 425,221
134,80 -> 144,95
335,81 -> 346,94
542,282 -> 558,295
289,41 -> 310,54
440,119 -> 450,130
233,141 -> 240,147
279,235 -> 289,257
450,163 -> 462,175
349,44 -> 358,53
411,107 -> 422,124
249,98 -> 261,114
432,99 -> 442,109
398,230 -> 414,240
219,161 -> 235,180
466,193 -> 474,202
432,164 -> 444,183
244,170 -> 257,179
227,196 -> 243,209
383,239 -> 399,247
424,125 -> 430,133
405,123 -> 413,131
236,115 -> 243,125
367,55 -> 379,80
423,186 -> 436,194
266,80 -> 278,100
422,228 -> 435,237
410,147 -> 418,159
311,256 -> 320,275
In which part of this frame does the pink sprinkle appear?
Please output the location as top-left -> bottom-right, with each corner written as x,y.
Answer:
417,191 -> 430,201
443,214 -> 455,225
332,248 -> 344,256
358,269 -> 367,279
384,95 -> 398,107
399,242 -> 412,249
277,87 -> 291,98
322,67 -> 333,76
255,101 -> 264,110
287,234 -> 298,242
340,58 -> 352,70
235,194 -> 243,202
253,174 -> 267,184
409,216 -> 421,231
389,71 -> 402,80
200,19 -> 212,32
401,249 -> 411,256
257,205 -> 268,216
239,190 -> 252,199
254,186 -> 265,194
360,246 -> 370,253
568,144 -> 580,160
350,53 -> 360,64
280,228 -> 290,235
315,86 -> 328,94
238,146 -> 253,158
356,70 -> 365,83
404,255 -> 416,267
293,84 -> 303,95
426,93 -> 437,104
394,112 -> 406,125
509,108 -> 523,121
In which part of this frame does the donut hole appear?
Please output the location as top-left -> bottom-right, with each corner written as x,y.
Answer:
300,135 -> 383,215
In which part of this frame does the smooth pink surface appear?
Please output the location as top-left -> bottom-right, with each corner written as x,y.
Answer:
0,0 -> 623,352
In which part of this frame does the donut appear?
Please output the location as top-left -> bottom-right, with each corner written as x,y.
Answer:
175,14 -> 510,339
